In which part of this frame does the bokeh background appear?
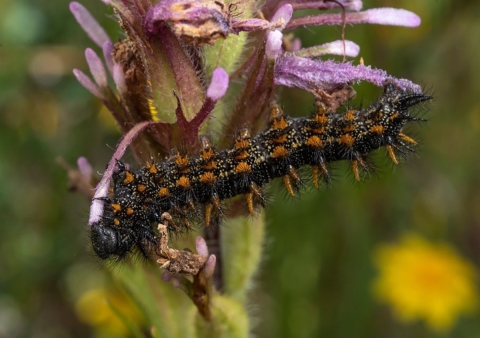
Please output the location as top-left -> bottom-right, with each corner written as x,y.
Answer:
1,0 -> 480,337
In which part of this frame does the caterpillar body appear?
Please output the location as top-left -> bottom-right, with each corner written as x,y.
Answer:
91,83 -> 431,260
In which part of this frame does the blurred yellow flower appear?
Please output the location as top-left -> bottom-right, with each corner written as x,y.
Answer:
372,234 -> 478,332
75,288 -> 143,337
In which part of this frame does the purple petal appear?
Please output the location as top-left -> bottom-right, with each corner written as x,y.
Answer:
186,68 -> 229,133
112,63 -> 127,94
292,0 -> 363,11
206,68 -> 229,102
89,121 -> 154,225
361,8 -> 421,27
266,30 -> 284,59
72,69 -> 103,99
77,157 -> 93,180
289,40 -> 360,58
69,2 -> 110,47
85,48 -> 108,88
274,57 -> 422,93
204,255 -> 216,279
232,4 -> 292,33
195,236 -> 209,258
102,41 -> 114,75
287,8 -> 421,30
270,4 -> 293,30
231,18 -> 270,33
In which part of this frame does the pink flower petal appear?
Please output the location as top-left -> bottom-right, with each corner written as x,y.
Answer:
266,30 -> 284,59
290,40 -> 360,58
77,157 -> 93,180
287,8 -> 421,30
362,8 -> 421,27
102,41 -> 114,75
206,68 -> 229,102
112,63 -> 127,94
70,2 -> 110,47
72,68 -> 103,99
85,48 -> 108,88
270,4 -> 293,30
204,255 -> 216,279
195,236 -> 209,258
275,57 -> 422,93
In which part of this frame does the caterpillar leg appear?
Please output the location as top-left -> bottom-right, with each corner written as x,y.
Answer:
311,162 -> 330,189
283,166 -> 301,197
204,195 -> 221,227
386,145 -> 398,165
398,132 -> 417,145
245,183 -> 265,214
351,155 -> 373,181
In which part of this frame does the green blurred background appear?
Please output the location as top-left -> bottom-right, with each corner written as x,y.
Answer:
1,0 -> 480,337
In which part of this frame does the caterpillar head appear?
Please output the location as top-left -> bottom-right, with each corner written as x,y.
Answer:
90,221 -> 130,259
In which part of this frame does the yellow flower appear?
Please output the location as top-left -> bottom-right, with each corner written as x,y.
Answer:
75,288 -> 143,337
372,234 -> 479,332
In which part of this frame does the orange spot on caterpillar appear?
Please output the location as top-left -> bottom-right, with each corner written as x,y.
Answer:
202,161 -> 217,170
235,150 -> 249,160
200,137 -> 215,160
235,139 -> 250,149
177,176 -> 191,188
114,218 -> 120,226
201,148 -> 215,160
200,172 -> 216,185
272,117 -> 288,130
126,207 -> 134,215
314,113 -> 328,124
111,203 -> 121,213
307,135 -> 323,148
149,163 -> 157,173
272,146 -> 289,158
343,124 -> 355,133
175,154 -> 189,167
137,184 -> 146,192
370,125 -> 384,134
159,187 -> 170,197
236,162 -> 251,173
124,172 -> 134,184
339,134 -> 355,148
345,110 -> 356,121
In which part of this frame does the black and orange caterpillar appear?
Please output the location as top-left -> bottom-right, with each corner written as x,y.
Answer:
91,83 -> 431,260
